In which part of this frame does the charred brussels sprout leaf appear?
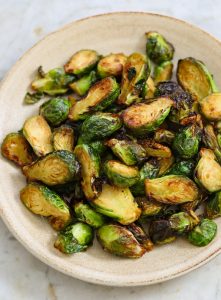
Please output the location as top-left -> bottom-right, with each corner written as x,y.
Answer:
92,184 -> 141,225
203,124 -> 221,163
145,31 -> 174,64
188,219 -> 217,247
74,202 -> 106,228
149,220 -> 175,245
200,93 -> 221,121
97,224 -> 146,258
144,77 -> 156,99
74,144 -> 100,200
97,53 -> 127,78
167,160 -> 195,177
69,70 -> 97,96
40,98 -> 71,126
177,57 -> 218,102
69,77 -> 120,121
145,175 -> 199,204
1,132 -> 34,166
106,138 -> 146,166
20,183 -> 71,230
54,222 -> 94,254
139,139 -> 172,158
126,223 -> 153,251
122,97 -> 173,135
52,125 -> 74,152
23,150 -> 80,186
23,115 -> 53,157
24,92 -> 43,104
118,53 -> 150,106
154,128 -> 175,145
154,61 -> 173,84
64,49 -> 100,75
104,160 -> 140,187
206,191 -> 221,219
157,156 -> 175,176
136,197 -> 164,218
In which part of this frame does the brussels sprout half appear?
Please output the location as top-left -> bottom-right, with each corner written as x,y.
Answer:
69,70 -> 97,96
145,175 -> 199,204
23,150 -> 80,186
206,191 -> 221,219
203,124 -> 221,164
188,219 -> 217,247
149,220 -> 175,245
169,212 -> 199,235
92,184 -> 141,225
52,125 -> 74,152
97,53 -> 127,78
54,222 -> 94,254
167,160 -> 195,177
69,77 -> 120,121
126,223 -> 153,251
157,156 -> 175,176
200,93 -> 221,121
64,49 -> 100,75
136,197 -> 164,218
104,160 -> 140,188
23,115 -> 53,157
122,97 -> 173,136
154,61 -> 173,84
139,139 -> 172,158
20,183 -> 71,230
154,128 -> 175,145
1,132 -> 34,166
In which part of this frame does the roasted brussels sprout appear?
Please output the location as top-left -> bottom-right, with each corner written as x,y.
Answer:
20,183 -> 71,230
194,148 -> 221,192
52,125 -> 74,152
206,191 -> 221,219
74,202 -> 106,228
54,222 -> 94,254
104,160 -> 140,187
122,97 -> 173,135
40,98 -> 71,127
153,128 -> 175,145
145,175 -> 199,204
172,125 -> 201,159
64,49 -> 100,75
154,61 -> 173,84
149,220 -> 175,245
24,91 -> 43,104
203,124 -> 221,163
136,197 -> 164,218
32,68 -> 75,95
139,139 -> 172,158
118,53 -> 150,106
144,77 -> 156,99
145,32 -> 174,64
69,70 -> 97,96
78,112 -> 122,144
23,150 -> 80,186
69,77 -> 120,121
105,138 -> 146,166
74,144 -> 100,200
97,224 -> 146,258
169,212 -> 199,234
23,115 -> 53,157
1,132 -> 34,166
92,184 -> 141,225
126,223 -> 153,251
157,156 -> 175,176
199,93 -> 221,121
177,57 -> 218,102
97,53 -> 127,78
167,160 -> 195,177
188,219 -> 217,247
89,140 -> 107,156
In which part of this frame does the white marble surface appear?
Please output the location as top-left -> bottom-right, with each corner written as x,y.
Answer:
1,0 -> 221,299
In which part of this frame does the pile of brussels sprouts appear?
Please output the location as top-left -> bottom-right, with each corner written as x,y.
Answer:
2,31 -> 221,258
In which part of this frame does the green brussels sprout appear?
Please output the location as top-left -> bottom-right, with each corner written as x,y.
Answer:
215,121 -> 221,148
169,212 -> 199,234
188,219 -> 217,247
20,183 -> 71,230
136,197 -> 164,218
32,67 -> 75,95
74,202 -> 106,228
130,160 -> 159,196
153,128 -> 175,145
64,49 -> 100,75
194,148 -> 221,192
203,124 -> 221,163
54,222 -> 94,254
105,138 -> 146,166
78,112 -> 122,144
157,156 -> 175,176
89,140 -> 107,156
206,191 -> 221,219
24,91 -> 43,104
143,77 -> 156,99
199,93 -> 221,121
172,125 -> 201,159
118,53 -> 150,106
92,183 -> 141,225
1,132 -> 35,166
69,70 -> 97,96
122,97 -> 173,135
23,115 -> 53,157
177,57 -> 218,102
139,139 -> 172,158
104,160 -> 140,187
40,98 -> 71,126
74,144 -> 101,200
149,220 -> 175,245
126,223 -> 153,251
97,53 -> 127,78
167,160 -> 195,177
154,61 -> 173,84
23,150 -> 80,186
52,125 -> 74,152
145,175 -> 199,204
97,224 -> 146,258
69,77 -> 120,121
145,31 -> 174,64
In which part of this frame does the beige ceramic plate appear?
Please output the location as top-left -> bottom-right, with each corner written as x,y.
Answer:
1,12 -> 221,286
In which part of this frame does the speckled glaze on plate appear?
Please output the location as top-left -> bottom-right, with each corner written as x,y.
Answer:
0,12 -> 221,286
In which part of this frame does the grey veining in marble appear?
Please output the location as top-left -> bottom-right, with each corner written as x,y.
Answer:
1,0 -> 221,299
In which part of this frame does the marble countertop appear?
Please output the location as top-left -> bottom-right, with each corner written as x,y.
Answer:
1,1 -> 221,299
